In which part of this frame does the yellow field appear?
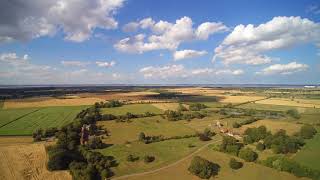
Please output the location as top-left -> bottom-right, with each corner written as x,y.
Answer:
151,103 -> 188,111
256,98 -> 320,108
0,137 -> 71,180
3,97 -> 103,109
125,148 -> 307,180
239,119 -> 302,135
219,95 -> 265,104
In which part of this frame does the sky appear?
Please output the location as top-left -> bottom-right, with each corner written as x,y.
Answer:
0,0 -> 319,85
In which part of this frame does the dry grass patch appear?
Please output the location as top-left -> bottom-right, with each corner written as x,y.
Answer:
4,97 -> 103,109
256,98 -> 320,108
151,103 -> 187,111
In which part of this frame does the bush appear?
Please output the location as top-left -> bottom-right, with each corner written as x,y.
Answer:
233,122 -> 241,128
138,132 -> 146,141
127,154 -> 139,162
188,156 -> 220,179
229,158 -> 243,170
220,136 -> 242,154
286,109 -> 300,119
299,125 -> 317,139
199,133 -> 211,141
238,148 -> 258,162
189,103 -> 207,111
256,142 -> 265,151
144,155 -> 155,163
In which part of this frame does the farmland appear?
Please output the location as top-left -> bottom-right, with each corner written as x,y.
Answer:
0,86 -> 319,180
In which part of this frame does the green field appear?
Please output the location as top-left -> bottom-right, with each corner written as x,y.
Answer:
0,106 -> 87,135
101,104 -> 163,115
98,116 -> 196,144
237,103 -> 298,112
294,131 -> 320,171
97,136 -> 220,176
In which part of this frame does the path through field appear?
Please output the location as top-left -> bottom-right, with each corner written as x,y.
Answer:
112,139 -> 222,180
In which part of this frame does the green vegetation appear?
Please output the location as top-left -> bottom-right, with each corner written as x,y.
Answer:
299,124 -> 317,139
229,158 -> 243,170
238,148 -> 258,162
220,136 -> 243,156
189,103 -> 208,111
0,107 -> 39,127
286,109 -> 301,119
94,100 -> 123,108
101,104 -> 162,115
0,106 -> 87,135
188,156 -> 220,179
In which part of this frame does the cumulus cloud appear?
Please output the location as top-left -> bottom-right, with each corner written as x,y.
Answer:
0,0 -> 125,43
96,61 -> 116,67
122,22 -> 139,32
61,61 -> 90,67
115,16 -> 228,53
173,49 -> 207,60
191,68 -> 244,75
257,62 -> 308,75
213,16 -> 320,65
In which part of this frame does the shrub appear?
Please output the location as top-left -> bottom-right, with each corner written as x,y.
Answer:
226,145 -> 241,156
188,156 -> 220,179
238,148 -> 258,162
87,137 -> 103,149
286,109 -> 300,119
220,136 -> 242,154
256,142 -> 265,151
229,158 -> 243,170
189,103 -> 207,111
233,122 -> 241,128
127,154 -> 139,162
144,155 -> 155,163
138,132 -> 146,141
299,125 -> 317,139
199,134 -> 211,141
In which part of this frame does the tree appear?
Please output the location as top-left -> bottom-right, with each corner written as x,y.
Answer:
189,103 -> 207,111
87,137 -> 103,149
144,155 -> 155,163
238,148 -> 258,162
229,158 -> 243,170
256,142 -> 265,151
138,132 -> 146,141
233,122 -> 241,128
188,156 -> 220,179
299,125 -> 317,139
286,109 -> 300,119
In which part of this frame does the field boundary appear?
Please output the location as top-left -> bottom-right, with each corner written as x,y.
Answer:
112,138 -> 222,180
0,108 -> 42,130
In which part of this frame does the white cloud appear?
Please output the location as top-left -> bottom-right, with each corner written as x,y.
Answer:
0,0 -> 125,43
115,16 -> 227,53
191,68 -> 244,75
213,16 -> 320,65
61,60 -> 90,67
122,22 -> 139,32
257,62 -> 308,75
173,49 -> 207,61
96,61 -> 116,67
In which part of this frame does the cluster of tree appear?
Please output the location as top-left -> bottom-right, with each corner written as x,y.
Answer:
286,109 -> 301,119
299,124 -> 317,139
163,110 -> 206,121
229,158 -> 243,170
198,128 -> 216,141
238,148 -> 258,162
189,103 -> 208,111
94,100 -> 123,108
261,156 -> 320,180
243,126 -> 270,143
188,156 -> 220,179
69,147 -> 118,180
102,111 -> 157,122
32,127 -> 59,141
87,137 -> 104,149
233,117 -> 260,128
138,132 -> 199,144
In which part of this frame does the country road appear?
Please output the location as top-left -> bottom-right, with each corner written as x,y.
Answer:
111,138 -> 222,180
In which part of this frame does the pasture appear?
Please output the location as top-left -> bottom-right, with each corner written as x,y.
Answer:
0,106 -> 86,135
124,148 -> 306,180
97,136 -> 219,176
3,97 -> 103,109
98,116 -> 196,144
294,131 -> 320,171
101,104 -> 163,115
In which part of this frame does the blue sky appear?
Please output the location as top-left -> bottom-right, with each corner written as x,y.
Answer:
0,0 -> 319,84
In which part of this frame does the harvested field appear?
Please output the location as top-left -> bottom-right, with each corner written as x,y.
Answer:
219,95 -> 266,104
256,98 -> 320,108
0,140 -> 71,180
4,97 -> 103,109
239,119 -> 302,135
151,103 -> 186,111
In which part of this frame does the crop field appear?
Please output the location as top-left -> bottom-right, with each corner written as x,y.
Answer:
256,98 -> 320,108
101,104 -> 163,115
0,107 -> 39,128
98,116 -> 196,144
3,97 -> 103,109
125,148 -> 306,180
239,119 -> 302,135
0,106 -> 86,135
97,136 -> 219,176
294,130 -> 320,171
237,103 -> 300,112
0,139 -> 71,180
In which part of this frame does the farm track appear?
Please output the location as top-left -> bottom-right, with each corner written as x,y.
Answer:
0,108 -> 42,130
112,139 -> 222,180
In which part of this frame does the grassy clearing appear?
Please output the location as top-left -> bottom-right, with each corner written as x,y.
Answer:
3,97 -> 103,109
101,104 -> 163,115
98,116 -> 196,144
0,106 -> 87,135
97,137 -> 218,176
239,119 -> 302,135
294,131 -> 320,171
125,148 -> 306,180
0,107 -> 39,128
